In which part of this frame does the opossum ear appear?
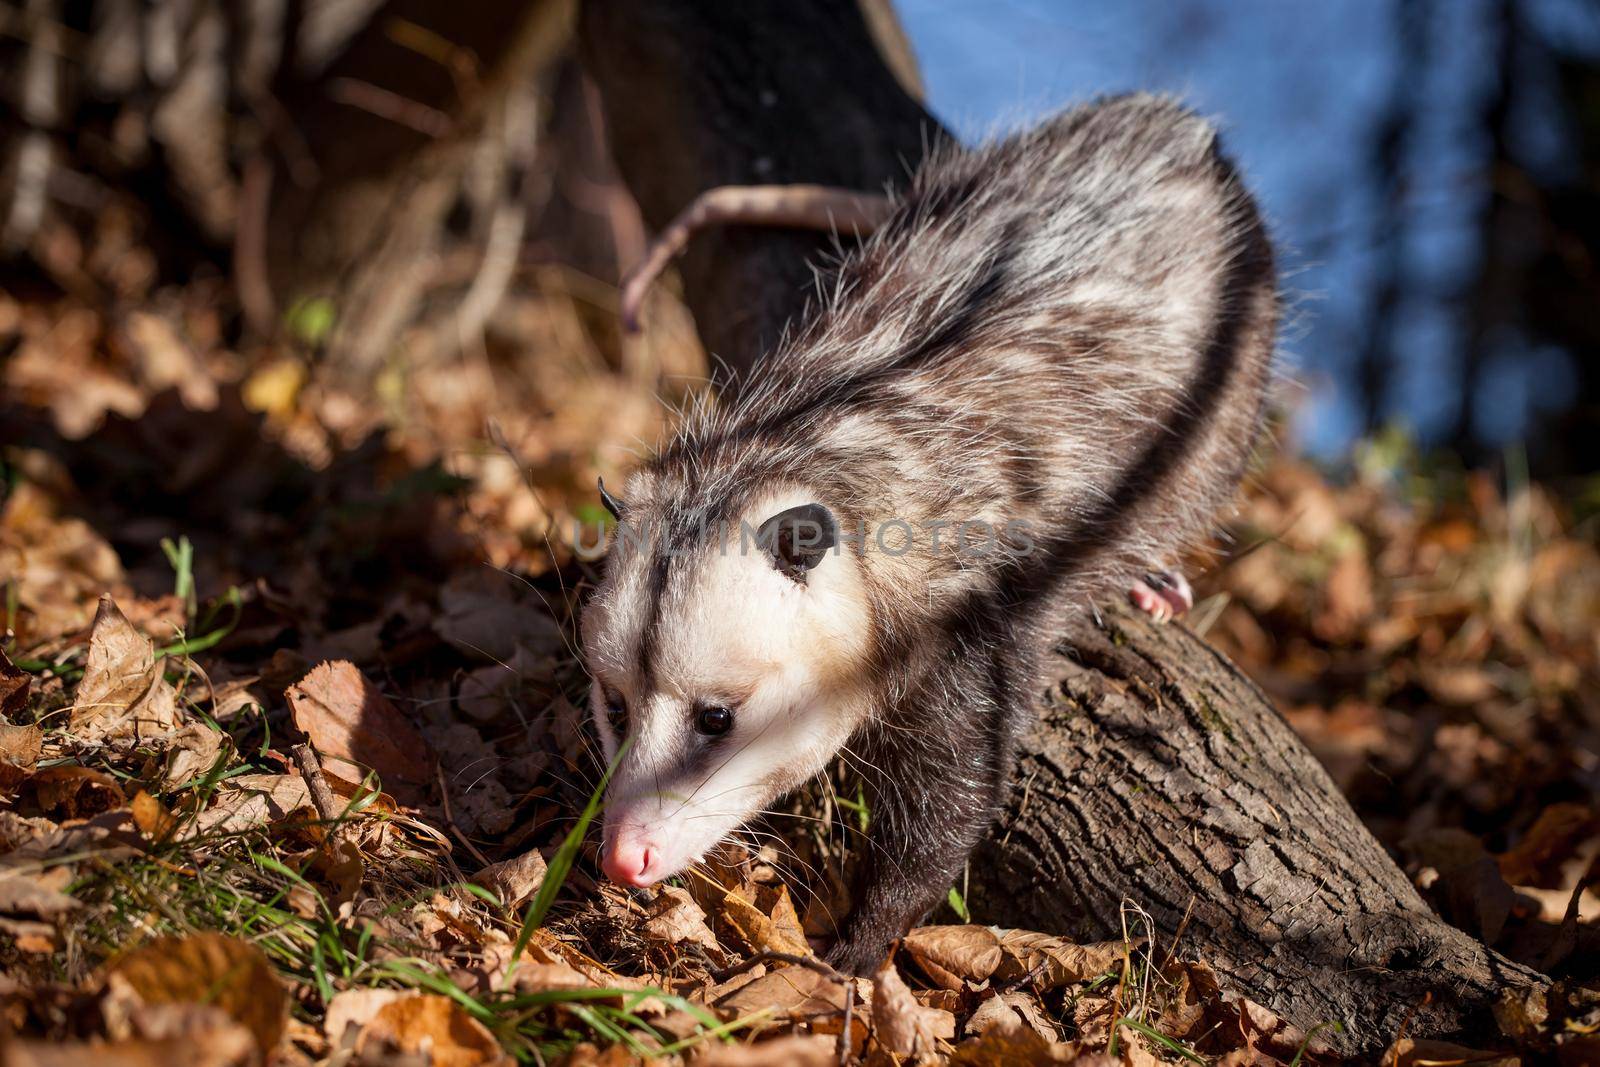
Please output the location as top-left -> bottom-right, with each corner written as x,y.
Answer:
598,477 -> 625,521
758,503 -> 837,581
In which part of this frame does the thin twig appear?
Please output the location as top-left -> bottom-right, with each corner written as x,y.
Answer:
234,154 -> 275,336
838,979 -> 855,1066
1161,895 -> 1197,971
289,741 -> 342,834
437,764 -> 493,867
326,77 -> 454,139
996,953 -> 1051,993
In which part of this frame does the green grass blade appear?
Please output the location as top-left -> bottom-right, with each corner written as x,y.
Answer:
1108,1016 -> 1205,1064
509,740 -> 629,970
1290,1020 -> 1345,1066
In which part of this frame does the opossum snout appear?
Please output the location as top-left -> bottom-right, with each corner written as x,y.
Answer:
600,836 -> 659,888
600,807 -> 707,888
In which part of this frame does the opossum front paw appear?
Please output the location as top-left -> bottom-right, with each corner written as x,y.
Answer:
1128,570 -> 1192,623
823,932 -> 895,978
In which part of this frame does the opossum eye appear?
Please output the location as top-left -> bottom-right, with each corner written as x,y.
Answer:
694,703 -> 734,737
603,692 -> 628,734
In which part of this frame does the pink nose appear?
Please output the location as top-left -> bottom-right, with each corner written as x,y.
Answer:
601,839 -> 657,887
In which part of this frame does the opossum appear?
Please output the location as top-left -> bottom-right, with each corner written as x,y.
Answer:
580,94 -> 1276,974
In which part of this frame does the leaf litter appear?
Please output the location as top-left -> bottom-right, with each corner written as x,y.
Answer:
1,215 -> 1598,1067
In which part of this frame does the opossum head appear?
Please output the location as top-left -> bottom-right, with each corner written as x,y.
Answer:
581,479 -> 875,887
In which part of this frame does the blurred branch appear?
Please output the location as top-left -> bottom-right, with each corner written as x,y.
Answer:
2,0 -> 62,253
325,76 -> 456,139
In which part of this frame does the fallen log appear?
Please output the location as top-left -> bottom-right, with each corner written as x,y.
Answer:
967,603 -> 1544,1053
578,1 -> 1546,1054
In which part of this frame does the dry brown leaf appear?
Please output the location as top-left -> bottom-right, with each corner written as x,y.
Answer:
1419,663 -> 1498,707
102,1001 -> 255,1057
1313,542 -> 1374,641
207,678 -> 268,722
104,932 -> 288,1060
505,962 -> 594,995
1384,1037 -> 1520,1067
692,1034 -> 837,1066
355,993 -> 512,1067
0,477 -> 124,645
994,930 -> 1128,989
435,572 -> 564,666
1154,963 -> 1208,1041
643,884 -> 722,954
316,838 -> 364,906
0,722 -> 42,766
0,721 -> 43,793
71,595 -> 183,743
965,994 -> 1025,1039
456,645 -> 554,721
1497,803 -> 1600,887
0,648 -> 31,719
324,988 -> 405,1045
1409,828 -> 1515,943
0,867 -> 79,919
520,929 -> 667,1011
948,1029 -> 1098,1066
716,964 -> 848,1021
904,925 -> 1006,986
130,790 -> 179,841
1003,991 -> 1060,1043
1,1027 -> 255,1067
192,774 -> 312,836
19,764 -> 125,820
0,808 -> 138,868
872,960 -> 954,1061
720,888 -> 810,957
916,988 -> 965,1014
556,1043 -> 643,1067
755,883 -> 807,955
1117,1030 -> 1170,1067
0,810 -> 59,852
0,913 -> 57,952
1493,984 -> 1549,1043
431,721 -> 515,835
124,310 -> 218,410
285,660 -> 434,803
154,721 -> 224,789
965,990 -> 1058,1043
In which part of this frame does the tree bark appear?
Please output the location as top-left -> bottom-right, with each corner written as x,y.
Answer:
580,0 -> 945,388
966,603 -> 1544,1055
576,1 -> 1548,1056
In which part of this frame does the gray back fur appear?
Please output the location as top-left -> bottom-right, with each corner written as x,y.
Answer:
634,92 -> 1276,693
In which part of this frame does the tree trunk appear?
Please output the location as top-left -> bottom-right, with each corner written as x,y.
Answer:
577,1 -> 1548,1056
579,0 -> 945,388
966,603 -> 1544,1055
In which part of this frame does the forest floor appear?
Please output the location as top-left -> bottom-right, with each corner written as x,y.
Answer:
1,239 -> 1598,1065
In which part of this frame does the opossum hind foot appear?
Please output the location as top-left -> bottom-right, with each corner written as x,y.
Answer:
1129,570 -> 1193,623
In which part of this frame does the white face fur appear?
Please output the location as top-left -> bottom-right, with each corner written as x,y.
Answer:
581,487 -> 874,887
